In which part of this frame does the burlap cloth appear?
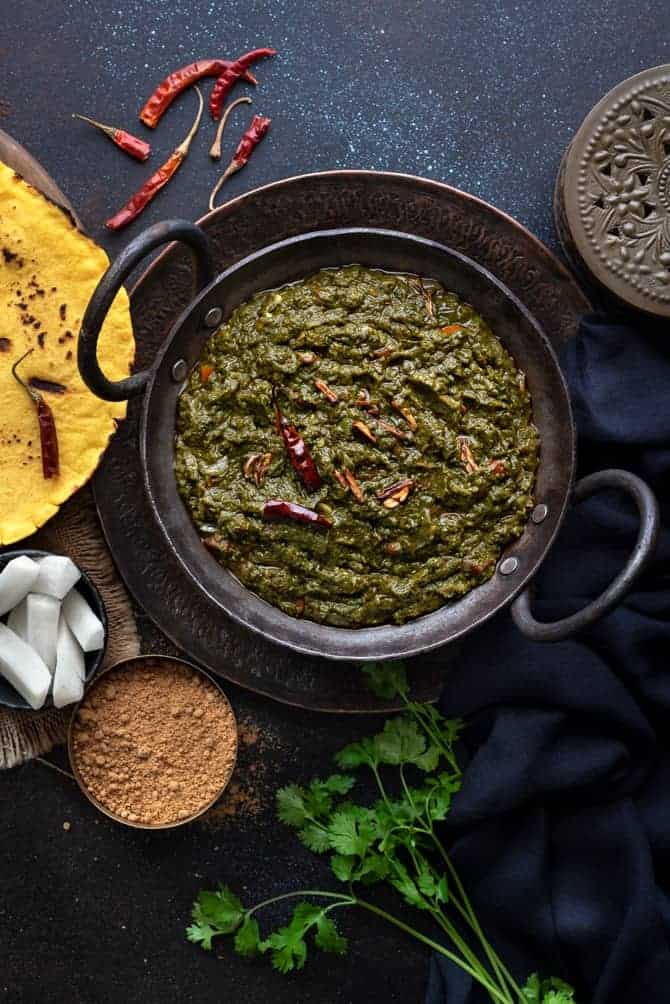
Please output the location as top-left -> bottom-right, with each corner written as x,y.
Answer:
0,487 -> 140,768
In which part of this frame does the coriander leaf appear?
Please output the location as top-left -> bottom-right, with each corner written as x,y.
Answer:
328,808 -> 376,858
186,921 -> 218,951
390,866 -> 429,911
544,978 -> 575,994
321,773 -> 356,795
335,737 -> 377,770
436,876 -> 449,903
331,853 -> 356,882
234,916 -> 262,958
304,782 -> 333,819
521,974 -> 576,1004
262,902 -> 321,974
298,775 -> 354,821
264,929 -> 308,974
374,717 -> 425,766
277,784 -> 308,828
414,743 -> 440,772
441,718 -> 464,745
355,852 -> 391,885
362,660 -> 408,699
314,914 -> 348,955
417,867 -> 437,898
298,823 -> 332,854
541,977 -> 576,1004
521,973 -> 541,1003
423,773 -> 461,821
291,902 -> 325,927
193,886 -> 245,934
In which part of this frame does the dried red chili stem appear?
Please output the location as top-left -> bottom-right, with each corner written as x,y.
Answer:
106,87 -> 204,231
208,114 -> 271,210
72,114 -> 151,161
28,376 -> 66,394
209,48 -> 276,120
139,59 -> 257,128
262,499 -> 331,530
209,96 -> 252,159
11,349 -> 59,479
272,387 -> 322,492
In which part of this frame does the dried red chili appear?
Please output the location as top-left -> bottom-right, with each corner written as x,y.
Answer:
208,114 -> 271,210
72,114 -> 151,161
139,59 -> 257,129
272,387 -> 321,492
209,48 -> 276,120
106,87 -> 204,231
209,95 -> 252,160
11,349 -> 59,479
262,500 -> 331,530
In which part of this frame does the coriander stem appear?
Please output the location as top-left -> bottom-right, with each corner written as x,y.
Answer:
399,764 -> 417,813
247,890 -> 354,917
430,909 -> 494,980
354,897 -> 512,1004
370,764 -> 393,810
429,834 -> 522,998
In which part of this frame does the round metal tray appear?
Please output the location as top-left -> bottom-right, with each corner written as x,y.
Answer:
94,170 -> 590,713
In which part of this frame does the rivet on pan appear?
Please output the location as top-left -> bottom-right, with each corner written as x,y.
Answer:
531,503 -> 548,524
498,556 -> 518,576
204,307 -> 223,328
171,359 -> 187,383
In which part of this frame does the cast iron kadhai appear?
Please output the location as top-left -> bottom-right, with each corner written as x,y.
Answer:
78,221 -> 659,661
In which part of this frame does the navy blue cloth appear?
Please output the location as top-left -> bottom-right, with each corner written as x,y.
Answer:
426,316 -> 670,1003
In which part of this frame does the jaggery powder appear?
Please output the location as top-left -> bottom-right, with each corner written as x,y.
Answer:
70,657 -> 237,826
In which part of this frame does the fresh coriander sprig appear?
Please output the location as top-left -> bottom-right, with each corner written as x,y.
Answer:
187,661 -> 577,1004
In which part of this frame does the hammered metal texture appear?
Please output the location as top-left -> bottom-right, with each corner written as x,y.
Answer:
559,65 -> 670,317
95,171 -> 589,712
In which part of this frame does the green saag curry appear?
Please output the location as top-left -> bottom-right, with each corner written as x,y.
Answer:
175,266 -> 539,627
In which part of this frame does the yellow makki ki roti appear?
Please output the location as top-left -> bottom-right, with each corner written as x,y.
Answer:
0,159 -> 135,545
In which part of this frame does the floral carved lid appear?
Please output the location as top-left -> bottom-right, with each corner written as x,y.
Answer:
558,64 -> 670,317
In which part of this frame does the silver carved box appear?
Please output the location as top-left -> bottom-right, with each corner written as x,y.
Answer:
555,64 -> 670,318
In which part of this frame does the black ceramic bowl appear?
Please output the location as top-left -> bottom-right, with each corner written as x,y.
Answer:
0,549 -> 107,710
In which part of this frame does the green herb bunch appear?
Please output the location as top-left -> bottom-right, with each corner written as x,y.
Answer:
187,662 -> 577,1004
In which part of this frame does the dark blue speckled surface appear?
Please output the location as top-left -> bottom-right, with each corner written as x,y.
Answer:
1,3 -> 668,1002
3,0 -> 668,257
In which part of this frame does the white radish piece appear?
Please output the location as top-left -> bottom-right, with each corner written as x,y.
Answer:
62,589 -> 105,652
25,593 -> 61,671
0,622 -> 51,709
7,598 -> 28,640
34,555 -> 81,599
0,555 -> 40,616
52,617 -> 85,708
